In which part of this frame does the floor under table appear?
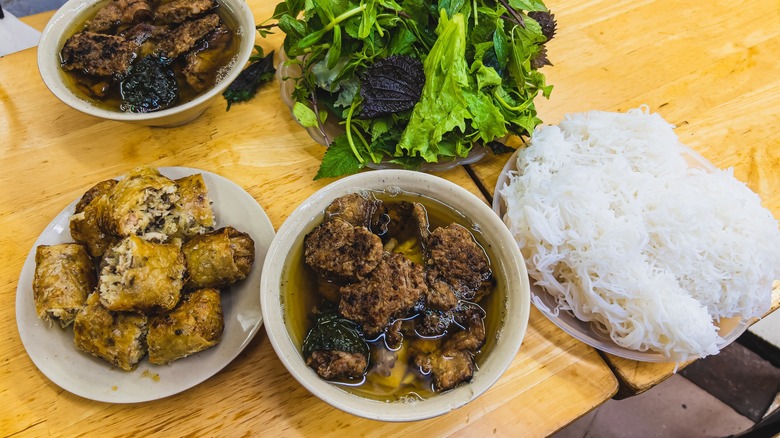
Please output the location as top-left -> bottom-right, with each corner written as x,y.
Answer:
553,329 -> 780,438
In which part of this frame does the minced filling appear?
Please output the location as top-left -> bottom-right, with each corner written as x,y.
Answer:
126,186 -> 180,241
99,238 -> 135,304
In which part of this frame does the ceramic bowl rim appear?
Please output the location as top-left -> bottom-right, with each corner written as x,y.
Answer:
36,0 -> 255,124
260,169 -> 531,421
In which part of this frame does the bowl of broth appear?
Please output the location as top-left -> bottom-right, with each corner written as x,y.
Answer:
37,0 -> 255,127
260,170 -> 530,421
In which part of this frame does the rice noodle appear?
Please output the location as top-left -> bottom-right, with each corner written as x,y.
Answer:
499,107 -> 780,361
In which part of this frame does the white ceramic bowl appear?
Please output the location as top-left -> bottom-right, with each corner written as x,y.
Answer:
37,0 -> 255,127
260,170 -> 530,421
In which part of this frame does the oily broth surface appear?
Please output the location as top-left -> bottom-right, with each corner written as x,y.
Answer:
58,0 -> 241,112
280,189 -> 507,402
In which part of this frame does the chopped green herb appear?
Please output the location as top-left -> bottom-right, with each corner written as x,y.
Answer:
302,305 -> 369,360
120,55 -> 178,113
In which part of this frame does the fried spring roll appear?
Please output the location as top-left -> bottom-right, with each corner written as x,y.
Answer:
99,166 -> 179,241
147,288 -> 224,364
98,235 -> 185,312
183,226 -> 255,290
70,179 -> 119,258
173,174 -> 215,239
74,292 -> 148,371
33,243 -> 96,328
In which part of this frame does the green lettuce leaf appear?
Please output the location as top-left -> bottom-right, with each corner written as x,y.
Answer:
396,11 -> 471,162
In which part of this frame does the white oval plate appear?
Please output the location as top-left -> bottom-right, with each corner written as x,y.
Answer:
15,167 -> 274,402
493,147 -> 751,362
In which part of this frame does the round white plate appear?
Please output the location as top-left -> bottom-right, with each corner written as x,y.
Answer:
16,167 -> 274,402
493,147 -> 751,362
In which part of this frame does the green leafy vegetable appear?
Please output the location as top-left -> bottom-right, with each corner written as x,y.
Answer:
302,305 -> 369,360
293,102 -> 320,127
262,0 -> 556,178
120,55 -> 178,113
222,47 -> 276,111
315,136 -> 365,179
396,11 -> 471,163
359,55 -> 424,118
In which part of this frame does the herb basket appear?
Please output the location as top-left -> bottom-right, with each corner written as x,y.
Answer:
276,49 -> 488,172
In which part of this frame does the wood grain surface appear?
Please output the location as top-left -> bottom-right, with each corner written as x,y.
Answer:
0,1 -> 619,437
469,0 -> 780,397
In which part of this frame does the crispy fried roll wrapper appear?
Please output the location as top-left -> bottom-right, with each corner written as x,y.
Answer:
147,288 -> 224,364
70,179 -> 119,258
74,292 -> 148,371
99,166 -> 179,241
74,179 -> 118,214
183,226 -> 255,290
98,235 -> 185,312
33,243 -> 96,328
173,174 -> 215,239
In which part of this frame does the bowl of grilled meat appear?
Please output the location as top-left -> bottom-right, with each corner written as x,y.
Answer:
37,0 -> 255,127
260,169 -> 531,421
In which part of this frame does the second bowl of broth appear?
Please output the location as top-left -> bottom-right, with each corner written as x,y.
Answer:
37,0 -> 255,127
57,0 -> 242,113
261,170 -> 530,421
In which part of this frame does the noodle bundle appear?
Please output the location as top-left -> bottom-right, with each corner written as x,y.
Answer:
500,107 -> 780,361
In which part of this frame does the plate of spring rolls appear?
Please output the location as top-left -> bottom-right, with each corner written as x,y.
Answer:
15,166 -> 274,403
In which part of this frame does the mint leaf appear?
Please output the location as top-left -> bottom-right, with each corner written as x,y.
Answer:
370,118 -> 391,141
272,0 -> 305,19
314,135 -> 365,180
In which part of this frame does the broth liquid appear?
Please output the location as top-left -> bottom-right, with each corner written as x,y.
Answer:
280,190 -> 508,402
59,0 -> 241,112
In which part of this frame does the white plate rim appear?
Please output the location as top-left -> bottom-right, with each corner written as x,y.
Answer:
492,146 -> 751,362
15,167 -> 274,402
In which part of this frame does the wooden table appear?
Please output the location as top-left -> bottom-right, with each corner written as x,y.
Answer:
469,0 -> 780,398
0,2 -> 619,437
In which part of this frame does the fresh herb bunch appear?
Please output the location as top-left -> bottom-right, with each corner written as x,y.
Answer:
264,0 -> 555,179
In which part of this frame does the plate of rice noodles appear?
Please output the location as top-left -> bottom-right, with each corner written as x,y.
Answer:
493,107 -> 780,363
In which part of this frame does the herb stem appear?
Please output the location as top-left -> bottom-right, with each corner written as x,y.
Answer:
326,4 -> 367,31
493,89 -> 532,112
498,0 -> 525,27
345,103 -> 365,164
353,128 -> 380,163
